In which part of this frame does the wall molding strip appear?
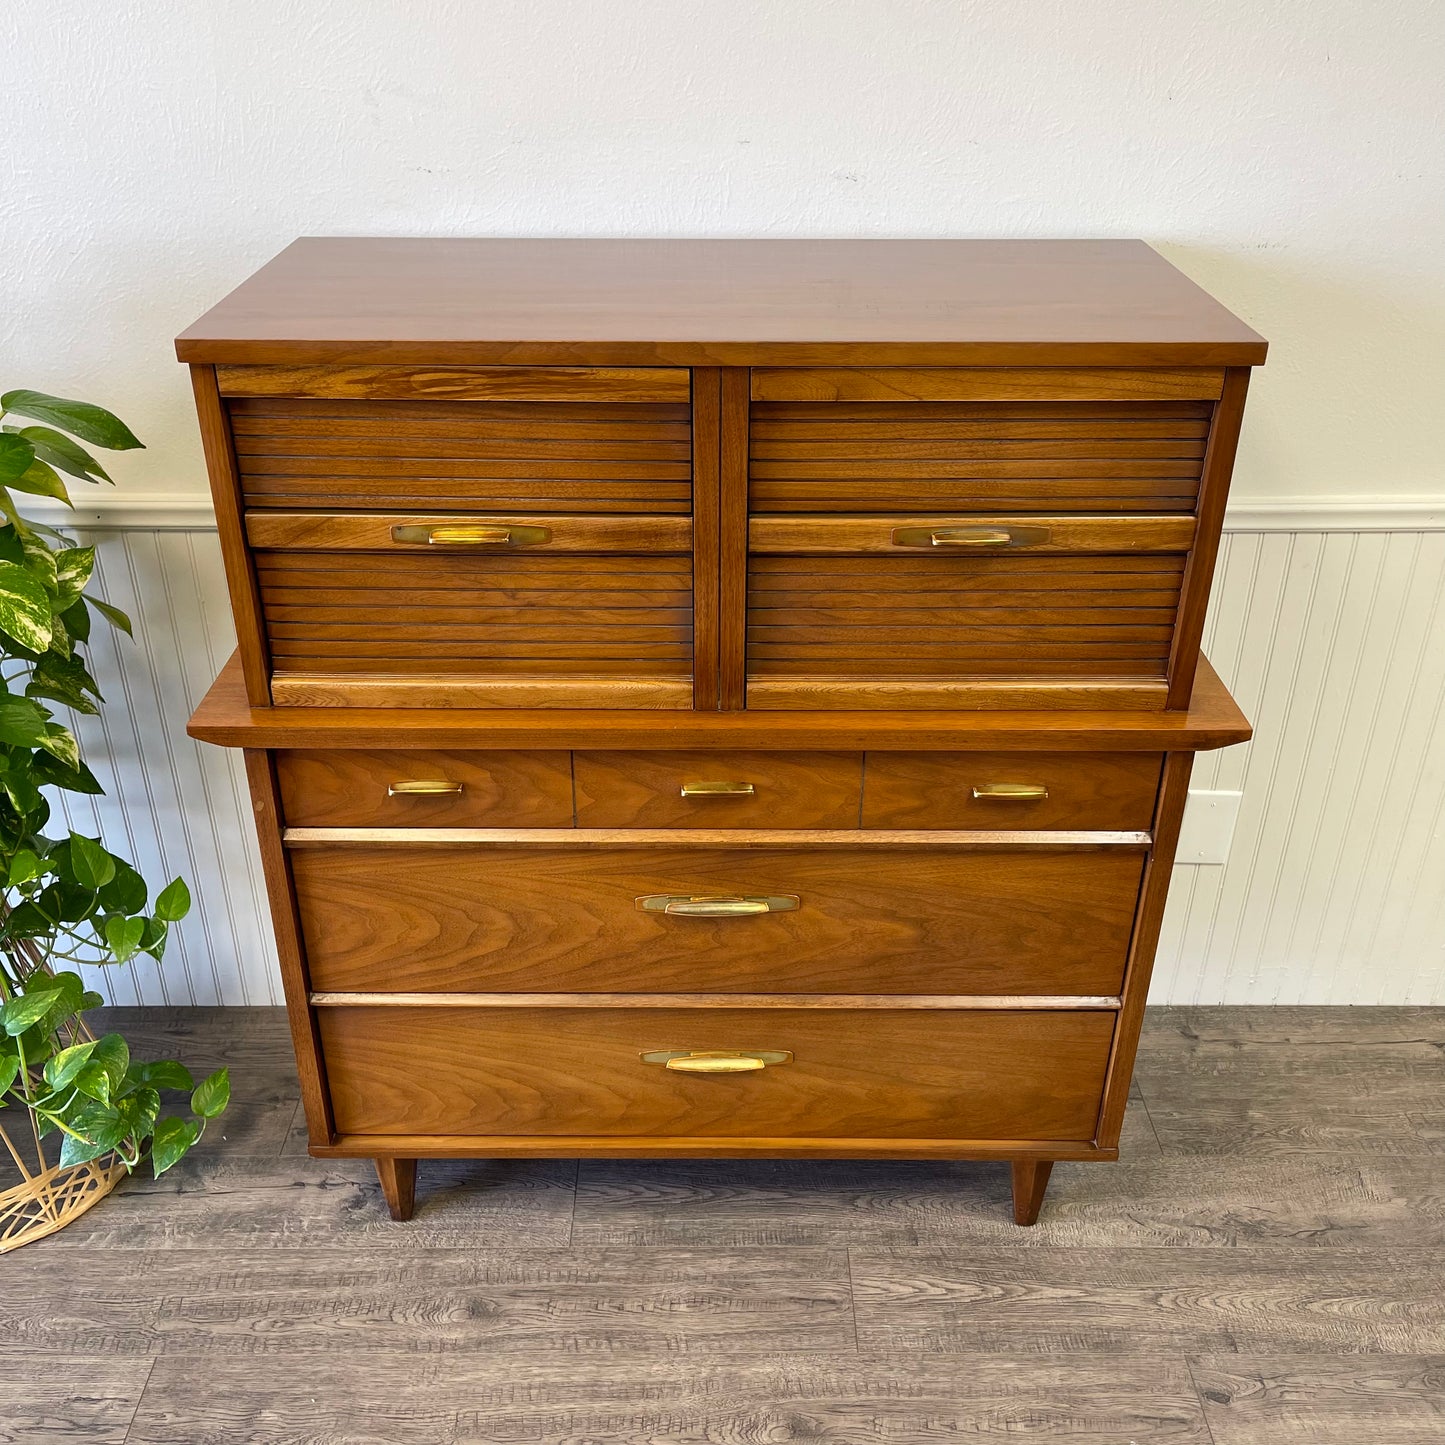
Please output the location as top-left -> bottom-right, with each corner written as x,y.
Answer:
21,492 -> 1445,533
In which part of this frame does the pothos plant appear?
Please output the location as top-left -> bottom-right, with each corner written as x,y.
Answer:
0,388 -> 228,1181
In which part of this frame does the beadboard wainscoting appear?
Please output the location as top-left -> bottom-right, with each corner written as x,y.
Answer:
38,508 -> 1445,1007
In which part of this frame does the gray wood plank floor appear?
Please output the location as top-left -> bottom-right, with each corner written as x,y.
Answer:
3,1005 -> 1442,1443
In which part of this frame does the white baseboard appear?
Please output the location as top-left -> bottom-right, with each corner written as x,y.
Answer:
1223,496 -> 1445,531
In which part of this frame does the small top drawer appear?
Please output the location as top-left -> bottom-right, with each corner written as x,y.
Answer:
574,751 -> 862,828
275,749 -> 574,827
862,752 -> 1162,830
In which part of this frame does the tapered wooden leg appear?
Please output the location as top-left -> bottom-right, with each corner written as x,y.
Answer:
375,1157 -> 418,1221
1010,1159 -> 1054,1226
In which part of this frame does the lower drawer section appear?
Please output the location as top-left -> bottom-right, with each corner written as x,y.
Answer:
317,1004 -> 1115,1140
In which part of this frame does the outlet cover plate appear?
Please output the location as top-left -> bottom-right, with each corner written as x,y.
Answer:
1176,789 -> 1243,865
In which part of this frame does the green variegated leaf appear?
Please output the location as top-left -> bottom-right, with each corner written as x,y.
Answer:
190,1067 -> 229,1119
53,546 -> 94,608
149,1116 -> 200,1177
105,914 -> 145,961
8,425 -> 112,482
8,457 -> 71,505
0,433 -> 36,485
2,987 -> 62,1036
0,391 -> 143,450
27,653 -> 102,713
87,596 -> 133,636
0,693 -> 51,748
7,847 -> 44,885
126,1059 -> 192,1092
43,1039 -> 98,1091
89,1034 -> 129,1094
0,560 -> 52,651
38,723 -> 80,771
154,877 -> 190,923
69,833 -> 116,889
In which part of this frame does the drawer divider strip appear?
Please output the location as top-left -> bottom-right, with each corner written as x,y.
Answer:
309,992 -> 1123,1010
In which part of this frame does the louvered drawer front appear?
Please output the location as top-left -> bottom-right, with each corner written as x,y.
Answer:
291,843 -> 1145,995
246,512 -> 693,709
317,1004 -> 1116,1141
750,399 -> 1213,513
221,366 -> 692,514
746,515 -> 1192,709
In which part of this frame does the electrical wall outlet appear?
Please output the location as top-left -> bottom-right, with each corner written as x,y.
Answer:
1175,790 -> 1244,865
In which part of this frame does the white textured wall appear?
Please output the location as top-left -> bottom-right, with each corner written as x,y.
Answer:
3,0 -> 1444,507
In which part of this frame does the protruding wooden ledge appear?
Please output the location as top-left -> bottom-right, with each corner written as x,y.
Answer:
188,653 -> 1250,752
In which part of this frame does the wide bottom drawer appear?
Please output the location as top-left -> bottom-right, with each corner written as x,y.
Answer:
317,1005 -> 1115,1141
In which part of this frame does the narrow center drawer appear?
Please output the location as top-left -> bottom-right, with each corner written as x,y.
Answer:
292,844 -> 1145,996
276,750 -> 574,828
317,1004 -> 1116,1141
863,752 -> 1162,830
574,751 -> 862,827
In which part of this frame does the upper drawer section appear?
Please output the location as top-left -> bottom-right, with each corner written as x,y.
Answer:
219,365 -> 692,514
749,368 -> 1220,515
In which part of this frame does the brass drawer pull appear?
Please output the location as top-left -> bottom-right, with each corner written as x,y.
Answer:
679,780 -> 756,797
387,780 -> 466,796
390,523 -> 553,546
635,893 -> 800,917
971,782 -> 1049,801
641,1049 -> 793,1073
891,525 -> 1051,548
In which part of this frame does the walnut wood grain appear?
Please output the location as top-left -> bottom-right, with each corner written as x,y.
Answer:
190,365 -> 272,704
372,1156 -> 417,1221
718,367 -> 750,709
230,396 -> 692,514
241,751 -> 334,1146
1167,366 -> 1251,707
274,749 -> 574,828
289,844 -> 1145,995
217,363 -> 690,402
246,511 -> 692,552
1010,1158 -> 1055,1225
317,1005 -> 1116,1140
862,751 -> 1162,830
176,238 -> 1266,367
1095,751 -> 1196,1148
573,750 -> 862,828
190,648 -> 1252,749
690,368 -> 720,709
748,515 -> 1195,555
750,367 -> 1226,402
745,678 -> 1170,711
269,674 -> 694,710
749,398 -> 1211,514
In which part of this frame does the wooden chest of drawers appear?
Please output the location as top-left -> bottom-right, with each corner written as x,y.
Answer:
183,239 -> 1259,1225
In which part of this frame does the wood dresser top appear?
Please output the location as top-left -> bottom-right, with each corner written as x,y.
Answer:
175,238 -> 1266,368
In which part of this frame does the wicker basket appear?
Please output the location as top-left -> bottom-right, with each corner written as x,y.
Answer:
1,935 -> 128,1251
0,1131 -> 125,1251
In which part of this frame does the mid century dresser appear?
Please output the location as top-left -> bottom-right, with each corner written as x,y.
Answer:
181,239 -> 1259,1225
